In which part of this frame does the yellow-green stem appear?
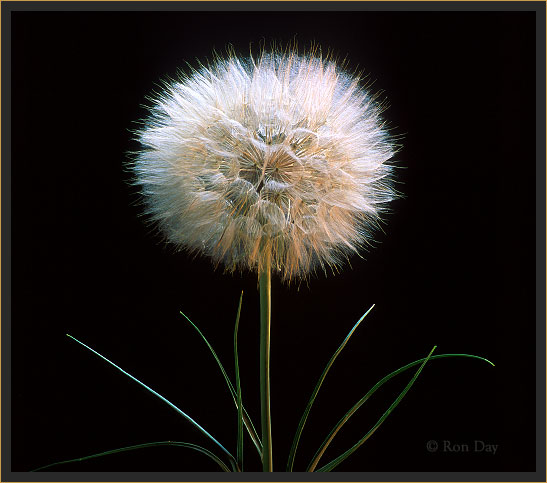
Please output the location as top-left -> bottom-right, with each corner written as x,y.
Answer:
259,255 -> 273,471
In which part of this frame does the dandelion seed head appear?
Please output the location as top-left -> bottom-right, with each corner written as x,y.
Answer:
133,48 -> 398,281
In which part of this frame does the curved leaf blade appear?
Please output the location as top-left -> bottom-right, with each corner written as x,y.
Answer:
66,334 -> 236,467
286,305 -> 374,471
234,291 -> 244,470
31,441 -> 231,472
180,311 -> 262,456
310,349 -> 494,472
307,352 -> 494,471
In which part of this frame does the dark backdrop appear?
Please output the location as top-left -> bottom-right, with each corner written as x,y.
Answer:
8,3 -> 540,478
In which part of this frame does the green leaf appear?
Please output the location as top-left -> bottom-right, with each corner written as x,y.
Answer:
66,334 -> 236,468
286,305 -> 374,472
310,349 -> 494,472
31,441 -> 231,472
179,311 -> 262,456
234,291 -> 244,470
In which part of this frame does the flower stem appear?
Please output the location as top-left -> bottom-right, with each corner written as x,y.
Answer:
259,255 -> 273,472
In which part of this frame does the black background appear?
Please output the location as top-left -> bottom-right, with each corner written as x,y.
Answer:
9,3 -> 539,477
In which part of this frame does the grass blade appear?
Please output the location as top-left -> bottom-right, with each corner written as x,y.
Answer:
66,334 -> 236,468
308,351 -> 494,471
286,305 -> 374,472
309,345 -> 437,471
31,441 -> 232,472
234,291 -> 244,470
310,346 -> 443,472
180,310 -> 262,456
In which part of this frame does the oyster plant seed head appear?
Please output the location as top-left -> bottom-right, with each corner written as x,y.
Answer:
133,47 -> 398,281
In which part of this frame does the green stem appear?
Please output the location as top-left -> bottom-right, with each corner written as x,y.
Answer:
259,255 -> 273,472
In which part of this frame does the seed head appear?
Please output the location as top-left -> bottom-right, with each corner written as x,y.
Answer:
133,49 -> 397,281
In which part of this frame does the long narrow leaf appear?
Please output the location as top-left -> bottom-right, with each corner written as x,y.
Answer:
286,305 -> 375,471
311,346 -> 440,472
31,441 -> 231,472
308,352 -> 494,471
234,291 -> 244,470
179,311 -> 262,456
66,334 -> 236,468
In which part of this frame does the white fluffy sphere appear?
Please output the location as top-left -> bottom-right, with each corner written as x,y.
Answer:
134,49 -> 397,280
